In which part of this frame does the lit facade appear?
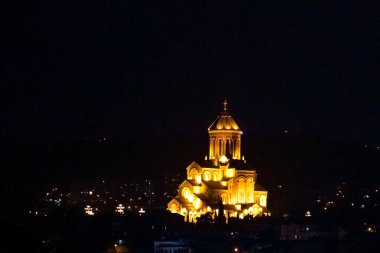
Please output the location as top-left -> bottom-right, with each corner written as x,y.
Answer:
167,101 -> 270,223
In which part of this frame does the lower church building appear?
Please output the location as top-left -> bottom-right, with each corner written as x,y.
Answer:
167,101 -> 270,223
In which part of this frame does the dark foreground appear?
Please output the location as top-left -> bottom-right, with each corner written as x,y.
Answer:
3,207 -> 379,253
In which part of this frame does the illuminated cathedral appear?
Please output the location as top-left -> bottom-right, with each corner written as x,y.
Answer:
167,101 -> 270,223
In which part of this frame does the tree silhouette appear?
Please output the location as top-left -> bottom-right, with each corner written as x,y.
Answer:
215,197 -> 226,225
197,212 -> 214,225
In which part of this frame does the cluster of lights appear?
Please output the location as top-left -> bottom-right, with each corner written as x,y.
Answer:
28,210 -> 48,217
84,205 -> 94,215
138,208 -> 145,216
367,226 -> 376,233
115,204 -> 125,215
89,204 -> 141,215
336,190 -> 345,198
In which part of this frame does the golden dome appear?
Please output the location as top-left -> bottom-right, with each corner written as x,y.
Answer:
208,112 -> 240,131
208,100 -> 240,131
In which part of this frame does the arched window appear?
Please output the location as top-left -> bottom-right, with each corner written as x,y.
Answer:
247,188 -> 253,203
203,171 -> 211,181
239,191 -> 245,203
238,178 -> 245,203
226,138 -> 231,156
190,168 -> 198,180
260,195 -> 267,207
170,203 -> 178,213
212,171 -> 219,181
246,178 -> 253,203
182,187 -> 191,199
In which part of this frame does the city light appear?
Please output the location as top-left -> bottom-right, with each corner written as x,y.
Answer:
115,204 -> 125,215
84,205 -> 94,215
138,208 -> 146,216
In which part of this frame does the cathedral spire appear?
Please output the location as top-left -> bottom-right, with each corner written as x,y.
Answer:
208,100 -> 242,160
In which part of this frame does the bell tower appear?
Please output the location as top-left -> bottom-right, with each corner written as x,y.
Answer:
208,100 -> 242,161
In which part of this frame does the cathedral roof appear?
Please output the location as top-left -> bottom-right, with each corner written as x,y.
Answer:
186,179 -> 201,186
196,160 -> 218,168
195,159 -> 255,170
203,181 -> 228,190
173,197 -> 194,208
229,159 -> 255,170
208,100 -> 241,131
208,112 -> 240,131
193,193 -> 212,206
255,184 -> 267,191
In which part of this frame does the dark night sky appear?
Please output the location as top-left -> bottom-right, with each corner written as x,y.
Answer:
2,1 -> 380,145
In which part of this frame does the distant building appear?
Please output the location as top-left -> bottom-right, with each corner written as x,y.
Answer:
167,101 -> 270,223
280,223 -> 330,240
154,239 -> 192,253
280,223 -> 301,240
